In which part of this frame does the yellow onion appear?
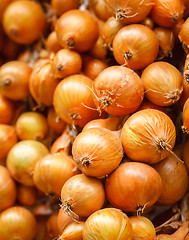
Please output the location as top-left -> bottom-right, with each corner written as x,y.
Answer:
72,128 -> 123,177
53,74 -> 99,127
154,27 -> 175,59
151,0 -> 184,28
83,208 -> 133,240
121,109 -> 176,164
0,94 -> 14,124
179,17 -> 189,53
60,221 -> 85,240
60,174 -> 105,220
0,166 -> 17,211
153,152 -> 189,205
129,216 -> 156,240
17,184 -> 37,207
57,208 -> 74,234
33,152 -> 76,196
141,61 -> 183,106
113,24 -> 159,70
15,111 -> 49,141
105,0 -> 154,24
0,206 -> 37,240
6,140 -> 49,186
46,211 -> 60,239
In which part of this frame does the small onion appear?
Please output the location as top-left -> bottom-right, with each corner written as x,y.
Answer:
153,153 -> 189,205
141,61 -> 183,106
151,0 -> 184,28
129,216 -> 156,240
0,60 -> 32,100
141,17 -> 154,29
105,0 -> 154,24
0,95 -> 14,124
50,49 -> 82,79
6,140 -> 49,186
2,0 -> 46,44
0,206 -> 37,240
0,124 -> 17,160
113,24 -> 159,70
105,162 -> 162,212
0,166 -> 17,211
60,221 -> 85,240
88,0 -> 112,21
154,27 -> 175,59
83,208 -> 133,240
92,65 -> 144,115
15,111 -> 49,141
72,127 -> 123,177
55,9 -> 99,52
121,109 -> 176,164
51,0 -> 80,16
46,31 -> 62,53
57,208 -> 74,234
17,184 -> 37,207
53,74 -> 99,127
47,107 -> 66,134
46,211 -> 60,239
33,152 -> 76,196
60,174 -> 105,220
182,97 -> 189,134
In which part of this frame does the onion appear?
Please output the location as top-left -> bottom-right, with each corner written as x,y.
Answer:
105,162 -> 162,212
182,97 -> 189,134
129,216 -> 156,240
46,31 -> 62,53
141,61 -> 183,106
33,152 -> 76,196
60,174 -> 105,220
137,98 -> 168,114
51,0 -> 80,16
179,17 -> 189,53
72,127 -> 123,177
83,115 -> 125,132
47,107 -> 66,135
6,140 -> 49,186
152,153 -> 189,205
2,0 -> 46,44
141,17 -> 154,29
57,208 -> 74,234
88,0 -> 112,21
55,9 -> 99,52
60,221 -> 85,240
154,27 -> 175,59
83,208 -> 133,240
0,95 -> 14,124
0,60 -> 32,100
15,111 -> 49,141
29,60 -> 59,107
0,206 -> 37,240
105,0 -> 154,24
83,58 -> 108,80
17,184 -> 37,207
0,166 -> 17,211
92,65 -> 144,115
46,211 -> 60,239
151,0 -> 184,28
113,24 -> 159,70
183,139 -> 189,171
121,109 -> 176,164
53,74 -> 99,127
50,49 -> 82,79
102,16 -> 124,50
0,124 -> 17,160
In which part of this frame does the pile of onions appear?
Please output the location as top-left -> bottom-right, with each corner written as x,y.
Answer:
105,162 -> 162,212
72,127 -> 123,177
92,65 -> 144,115
83,208 -> 133,240
60,174 -> 105,220
121,109 -> 176,164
